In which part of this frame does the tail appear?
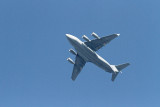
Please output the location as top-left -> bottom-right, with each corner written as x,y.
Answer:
111,63 -> 130,81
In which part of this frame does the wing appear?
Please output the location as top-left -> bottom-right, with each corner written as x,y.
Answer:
71,54 -> 86,81
84,34 -> 119,51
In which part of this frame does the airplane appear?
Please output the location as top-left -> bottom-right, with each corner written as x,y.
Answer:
66,32 -> 130,81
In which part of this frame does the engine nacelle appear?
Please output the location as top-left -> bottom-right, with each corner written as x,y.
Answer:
67,58 -> 75,64
69,49 -> 77,55
91,32 -> 100,39
82,35 -> 90,42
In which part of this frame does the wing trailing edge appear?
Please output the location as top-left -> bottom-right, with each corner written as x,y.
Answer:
71,54 -> 86,81
85,34 -> 119,51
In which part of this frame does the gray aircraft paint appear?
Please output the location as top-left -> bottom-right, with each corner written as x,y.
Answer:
66,34 -> 113,72
66,33 -> 130,81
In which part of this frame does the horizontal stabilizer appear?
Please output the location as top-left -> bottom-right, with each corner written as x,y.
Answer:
111,63 -> 130,81
116,63 -> 130,71
111,72 -> 119,81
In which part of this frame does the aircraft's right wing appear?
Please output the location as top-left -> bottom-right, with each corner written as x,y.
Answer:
85,34 -> 119,51
71,54 -> 86,81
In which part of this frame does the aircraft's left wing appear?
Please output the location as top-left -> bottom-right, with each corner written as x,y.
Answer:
71,54 -> 86,81
85,34 -> 119,51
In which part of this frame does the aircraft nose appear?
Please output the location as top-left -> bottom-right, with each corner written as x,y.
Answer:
66,34 -> 74,42
66,34 -> 69,37
66,34 -> 71,39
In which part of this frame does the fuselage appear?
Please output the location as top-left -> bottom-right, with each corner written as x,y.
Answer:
66,34 -> 113,73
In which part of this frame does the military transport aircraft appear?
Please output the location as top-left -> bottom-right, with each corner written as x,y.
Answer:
66,32 -> 130,81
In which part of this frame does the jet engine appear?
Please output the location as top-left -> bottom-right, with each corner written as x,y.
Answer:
82,35 -> 90,42
67,58 -> 75,64
91,32 -> 100,39
69,49 -> 77,55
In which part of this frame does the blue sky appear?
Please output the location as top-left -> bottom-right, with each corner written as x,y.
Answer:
0,0 -> 159,107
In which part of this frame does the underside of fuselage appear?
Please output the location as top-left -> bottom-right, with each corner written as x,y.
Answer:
74,41 -> 113,73
66,33 -> 130,81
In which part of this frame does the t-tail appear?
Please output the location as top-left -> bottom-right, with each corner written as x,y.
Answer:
111,63 -> 130,81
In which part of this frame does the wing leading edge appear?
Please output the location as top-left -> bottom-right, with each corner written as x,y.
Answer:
71,54 -> 86,81
84,34 -> 119,51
